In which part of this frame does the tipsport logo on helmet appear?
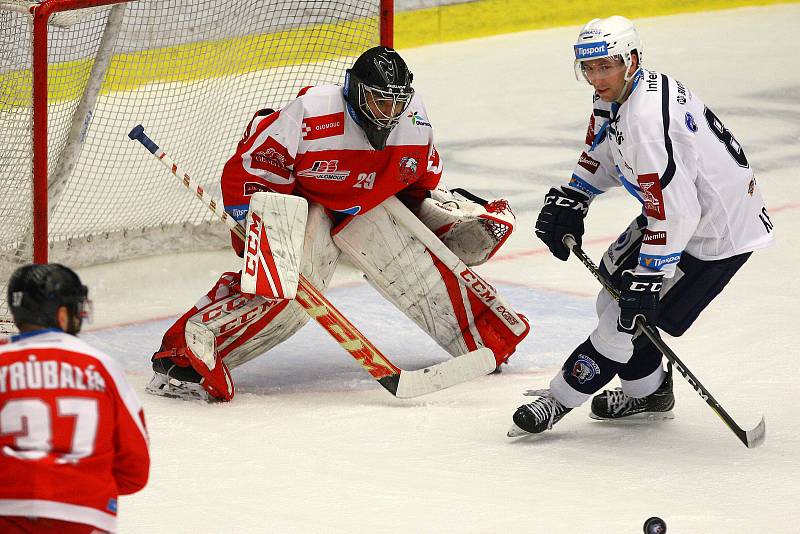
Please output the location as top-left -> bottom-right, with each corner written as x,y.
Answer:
574,41 -> 608,59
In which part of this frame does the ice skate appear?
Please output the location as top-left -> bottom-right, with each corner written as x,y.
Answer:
507,389 -> 572,437
145,356 -> 209,402
590,365 -> 674,420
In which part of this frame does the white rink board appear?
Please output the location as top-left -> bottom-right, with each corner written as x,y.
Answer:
74,5 -> 799,533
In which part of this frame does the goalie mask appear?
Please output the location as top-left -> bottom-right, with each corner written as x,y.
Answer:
8,263 -> 92,334
573,16 -> 642,96
345,46 -> 414,151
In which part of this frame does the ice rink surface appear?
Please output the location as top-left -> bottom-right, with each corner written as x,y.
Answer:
76,5 -> 799,532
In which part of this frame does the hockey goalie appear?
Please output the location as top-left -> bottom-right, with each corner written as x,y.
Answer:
146,46 -> 529,402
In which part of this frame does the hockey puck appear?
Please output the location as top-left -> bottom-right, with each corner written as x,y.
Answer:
643,516 -> 667,534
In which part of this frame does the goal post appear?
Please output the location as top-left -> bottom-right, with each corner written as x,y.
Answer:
0,0 -> 392,331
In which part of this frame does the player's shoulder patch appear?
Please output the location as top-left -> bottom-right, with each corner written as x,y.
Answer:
302,112 -> 345,140
298,85 -> 347,141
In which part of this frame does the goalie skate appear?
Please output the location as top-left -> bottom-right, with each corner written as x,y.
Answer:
590,365 -> 675,420
145,357 -> 209,402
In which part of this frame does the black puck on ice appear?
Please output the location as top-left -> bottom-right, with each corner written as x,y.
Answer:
643,516 -> 667,534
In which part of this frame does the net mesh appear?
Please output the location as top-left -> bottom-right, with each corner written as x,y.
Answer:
0,0 -> 382,332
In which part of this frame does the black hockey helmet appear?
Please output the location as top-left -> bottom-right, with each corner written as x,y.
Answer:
344,46 -> 414,150
7,263 -> 90,334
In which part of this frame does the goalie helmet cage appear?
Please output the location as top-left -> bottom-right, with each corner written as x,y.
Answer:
0,0 -> 393,332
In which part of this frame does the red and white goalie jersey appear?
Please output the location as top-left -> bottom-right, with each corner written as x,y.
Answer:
0,329 -> 150,533
220,84 -> 442,253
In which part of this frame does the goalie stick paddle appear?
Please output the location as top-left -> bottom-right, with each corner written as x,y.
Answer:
563,235 -> 765,448
128,124 -> 497,398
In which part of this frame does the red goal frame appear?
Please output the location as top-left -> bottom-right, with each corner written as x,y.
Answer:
27,0 -> 394,264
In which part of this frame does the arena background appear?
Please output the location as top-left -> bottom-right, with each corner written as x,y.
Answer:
12,1 -> 798,532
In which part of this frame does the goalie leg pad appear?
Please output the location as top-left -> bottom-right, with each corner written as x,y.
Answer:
415,185 -> 515,266
241,191 -> 308,298
334,199 -> 528,366
155,204 -> 340,400
153,272 -> 242,401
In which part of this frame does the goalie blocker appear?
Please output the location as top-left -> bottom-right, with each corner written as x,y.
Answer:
148,189 -> 527,401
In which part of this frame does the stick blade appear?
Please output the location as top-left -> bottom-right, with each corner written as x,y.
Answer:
394,348 -> 496,399
744,416 -> 766,448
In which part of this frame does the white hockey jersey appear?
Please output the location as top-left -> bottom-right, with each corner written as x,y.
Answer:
566,68 -> 774,277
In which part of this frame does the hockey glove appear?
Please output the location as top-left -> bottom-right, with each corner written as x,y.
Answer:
617,269 -> 664,334
535,187 -> 589,261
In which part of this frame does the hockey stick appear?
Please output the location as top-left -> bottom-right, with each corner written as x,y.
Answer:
563,235 -> 765,448
128,125 -> 496,398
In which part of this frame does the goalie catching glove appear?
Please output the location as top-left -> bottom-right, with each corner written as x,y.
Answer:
415,185 -> 515,266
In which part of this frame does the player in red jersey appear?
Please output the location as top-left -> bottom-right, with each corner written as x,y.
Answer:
0,264 -> 149,533
147,46 -> 529,402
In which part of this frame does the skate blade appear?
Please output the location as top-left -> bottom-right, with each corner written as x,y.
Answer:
589,410 -> 674,421
507,422 -> 531,438
145,374 -> 209,402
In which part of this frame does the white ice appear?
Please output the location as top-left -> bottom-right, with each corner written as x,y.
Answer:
75,5 -> 799,533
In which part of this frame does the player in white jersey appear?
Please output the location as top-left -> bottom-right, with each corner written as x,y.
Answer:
509,16 -> 774,436
147,46 -> 528,402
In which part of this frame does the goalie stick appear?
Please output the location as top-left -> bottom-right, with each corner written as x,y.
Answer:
563,234 -> 765,448
128,124 -> 496,398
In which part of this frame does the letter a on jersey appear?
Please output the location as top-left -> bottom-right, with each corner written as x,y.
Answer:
241,192 -> 308,299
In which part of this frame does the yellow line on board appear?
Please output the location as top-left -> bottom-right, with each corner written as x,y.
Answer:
394,0 -> 799,48
1,1 -> 795,108
0,17 -> 375,109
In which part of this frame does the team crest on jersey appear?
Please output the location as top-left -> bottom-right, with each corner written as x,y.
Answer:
296,160 -> 350,181
684,112 -> 697,133
636,173 -> 666,220
408,111 -> 431,127
302,112 -> 345,140
570,354 -> 601,384
398,156 -> 419,183
248,137 -> 293,180
251,146 -> 288,172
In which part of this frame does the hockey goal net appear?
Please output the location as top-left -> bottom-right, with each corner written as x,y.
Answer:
0,0 -> 391,332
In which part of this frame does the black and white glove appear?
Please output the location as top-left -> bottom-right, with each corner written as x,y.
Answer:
617,269 -> 664,334
534,187 -> 590,261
